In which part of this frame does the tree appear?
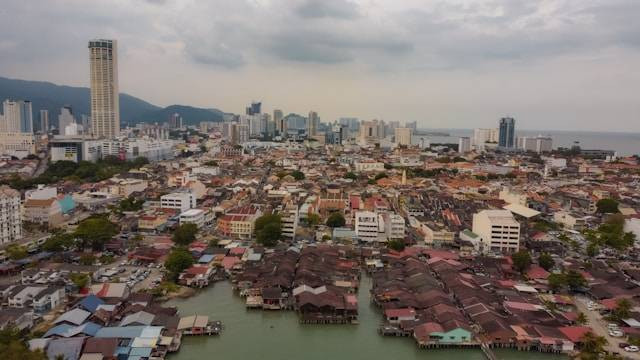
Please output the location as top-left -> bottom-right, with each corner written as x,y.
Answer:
74,216 -> 118,250
387,239 -> 405,252
596,198 -> 619,214
172,223 -> 198,246
326,212 -> 346,228
538,253 -> 554,271
255,214 -> 282,247
612,298 -> 632,321
257,222 -> 281,247
118,197 -> 145,212
344,172 -> 357,180
566,270 -> 587,290
383,163 -> 393,170
586,242 -> 600,257
291,170 -> 305,181
80,254 -> 96,265
579,331 -> 607,360
548,273 -> 566,292
42,232 -> 74,252
306,213 -> 321,227
0,325 -> 47,360
70,273 -> 89,289
512,250 -> 532,273
374,172 -> 388,180
6,244 -> 28,260
165,248 -> 194,281
576,312 -> 588,325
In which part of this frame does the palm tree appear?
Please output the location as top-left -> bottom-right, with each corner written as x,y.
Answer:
613,298 -> 632,321
580,331 -> 608,359
576,312 -> 588,325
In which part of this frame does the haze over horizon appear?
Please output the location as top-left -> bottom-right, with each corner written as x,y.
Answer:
1,0 -> 639,132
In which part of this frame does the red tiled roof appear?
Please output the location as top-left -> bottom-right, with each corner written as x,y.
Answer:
558,326 -> 591,342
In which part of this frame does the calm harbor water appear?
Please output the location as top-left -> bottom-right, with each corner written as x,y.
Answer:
412,128 -> 640,156
167,276 -> 565,360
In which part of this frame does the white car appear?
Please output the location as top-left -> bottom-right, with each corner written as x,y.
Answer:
625,346 -> 639,352
609,330 -> 624,337
608,323 -> 621,330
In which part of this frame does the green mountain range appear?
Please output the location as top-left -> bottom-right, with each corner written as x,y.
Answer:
0,76 -> 227,127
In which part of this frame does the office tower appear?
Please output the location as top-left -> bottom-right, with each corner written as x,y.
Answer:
394,127 -> 412,146
89,39 -> 119,138
536,136 -> 552,153
498,117 -> 515,148
1,100 -> 33,133
0,186 -> 22,244
168,113 -> 182,129
273,109 -> 284,134
307,111 -> 319,137
39,109 -> 49,133
518,136 -> 552,153
405,121 -> 417,130
58,106 -> 75,135
231,123 -> 249,144
472,128 -> 495,150
376,119 -> 386,139
458,137 -> 471,153
246,101 -> 261,116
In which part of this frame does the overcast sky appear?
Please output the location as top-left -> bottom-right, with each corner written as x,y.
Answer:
1,0 -> 639,131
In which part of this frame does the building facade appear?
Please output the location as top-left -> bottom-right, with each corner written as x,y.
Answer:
0,186 -> 22,244
472,210 -> 520,254
89,39 -> 119,138
498,117 -> 515,148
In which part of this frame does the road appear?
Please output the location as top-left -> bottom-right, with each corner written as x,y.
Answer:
575,296 -> 640,359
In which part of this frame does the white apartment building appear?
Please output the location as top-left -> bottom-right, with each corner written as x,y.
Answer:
354,161 -> 385,172
0,132 -> 37,158
385,214 -> 405,240
281,202 -> 299,240
394,127 -> 412,146
0,186 -> 22,244
89,39 -> 120,138
179,209 -> 206,228
472,210 -> 520,254
458,137 -> 471,153
553,211 -> 587,231
161,192 -> 196,213
355,211 -> 383,243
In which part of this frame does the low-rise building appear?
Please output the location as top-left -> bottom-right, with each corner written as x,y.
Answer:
180,209 -> 206,228
161,192 -> 196,212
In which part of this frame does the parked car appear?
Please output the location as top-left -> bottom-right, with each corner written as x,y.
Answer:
624,346 -> 639,352
609,330 -> 624,337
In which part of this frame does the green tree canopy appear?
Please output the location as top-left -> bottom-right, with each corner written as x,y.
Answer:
306,213 -> 321,227
172,223 -> 198,246
165,248 -> 194,281
6,244 -> 28,260
344,172 -> 357,180
291,170 -> 305,181
512,250 -> 532,273
0,326 -> 47,360
387,239 -> 405,252
566,269 -> 588,290
70,273 -> 90,289
42,232 -> 74,253
74,216 -> 118,251
254,214 -> 282,247
118,197 -> 145,212
326,212 -> 346,228
596,198 -> 619,214
547,273 -> 566,292
538,253 -> 555,271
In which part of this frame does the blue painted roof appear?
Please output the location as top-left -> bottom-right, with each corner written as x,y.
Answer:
58,194 -> 75,214
44,324 -> 73,338
66,322 -> 102,337
198,254 -> 214,263
95,326 -> 162,340
79,294 -> 105,313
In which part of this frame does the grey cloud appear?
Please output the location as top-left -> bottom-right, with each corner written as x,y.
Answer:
186,41 -> 245,68
295,0 -> 359,19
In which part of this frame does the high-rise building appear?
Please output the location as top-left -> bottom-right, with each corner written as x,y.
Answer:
517,135 -> 552,153
0,186 -> 22,244
498,117 -> 515,148
246,102 -> 261,116
394,127 -> 412,146
58,105 -> 75,135
405,121 -> 417,130
168,113 -> 182,129
89,39 -> 119,138
231,123 -> 249,145
1,100 -> 33,133
359,120 -> 382,145
458,137 -> 471,153
39,109 -> 49,133
307,111 -> 319,137
273,109 -> 284,134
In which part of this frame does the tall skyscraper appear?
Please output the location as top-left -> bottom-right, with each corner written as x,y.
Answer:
168,113 -> 182,129
89,39 -> 119,138
58,105 -> 75,135
273,109 -> 284,134
1,100 -> 33,133
498,117 -> 515,148
246,102 -> 261,116
458,137 -> 471,153
307,111 -> 319,137
39,109 -> 49,133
